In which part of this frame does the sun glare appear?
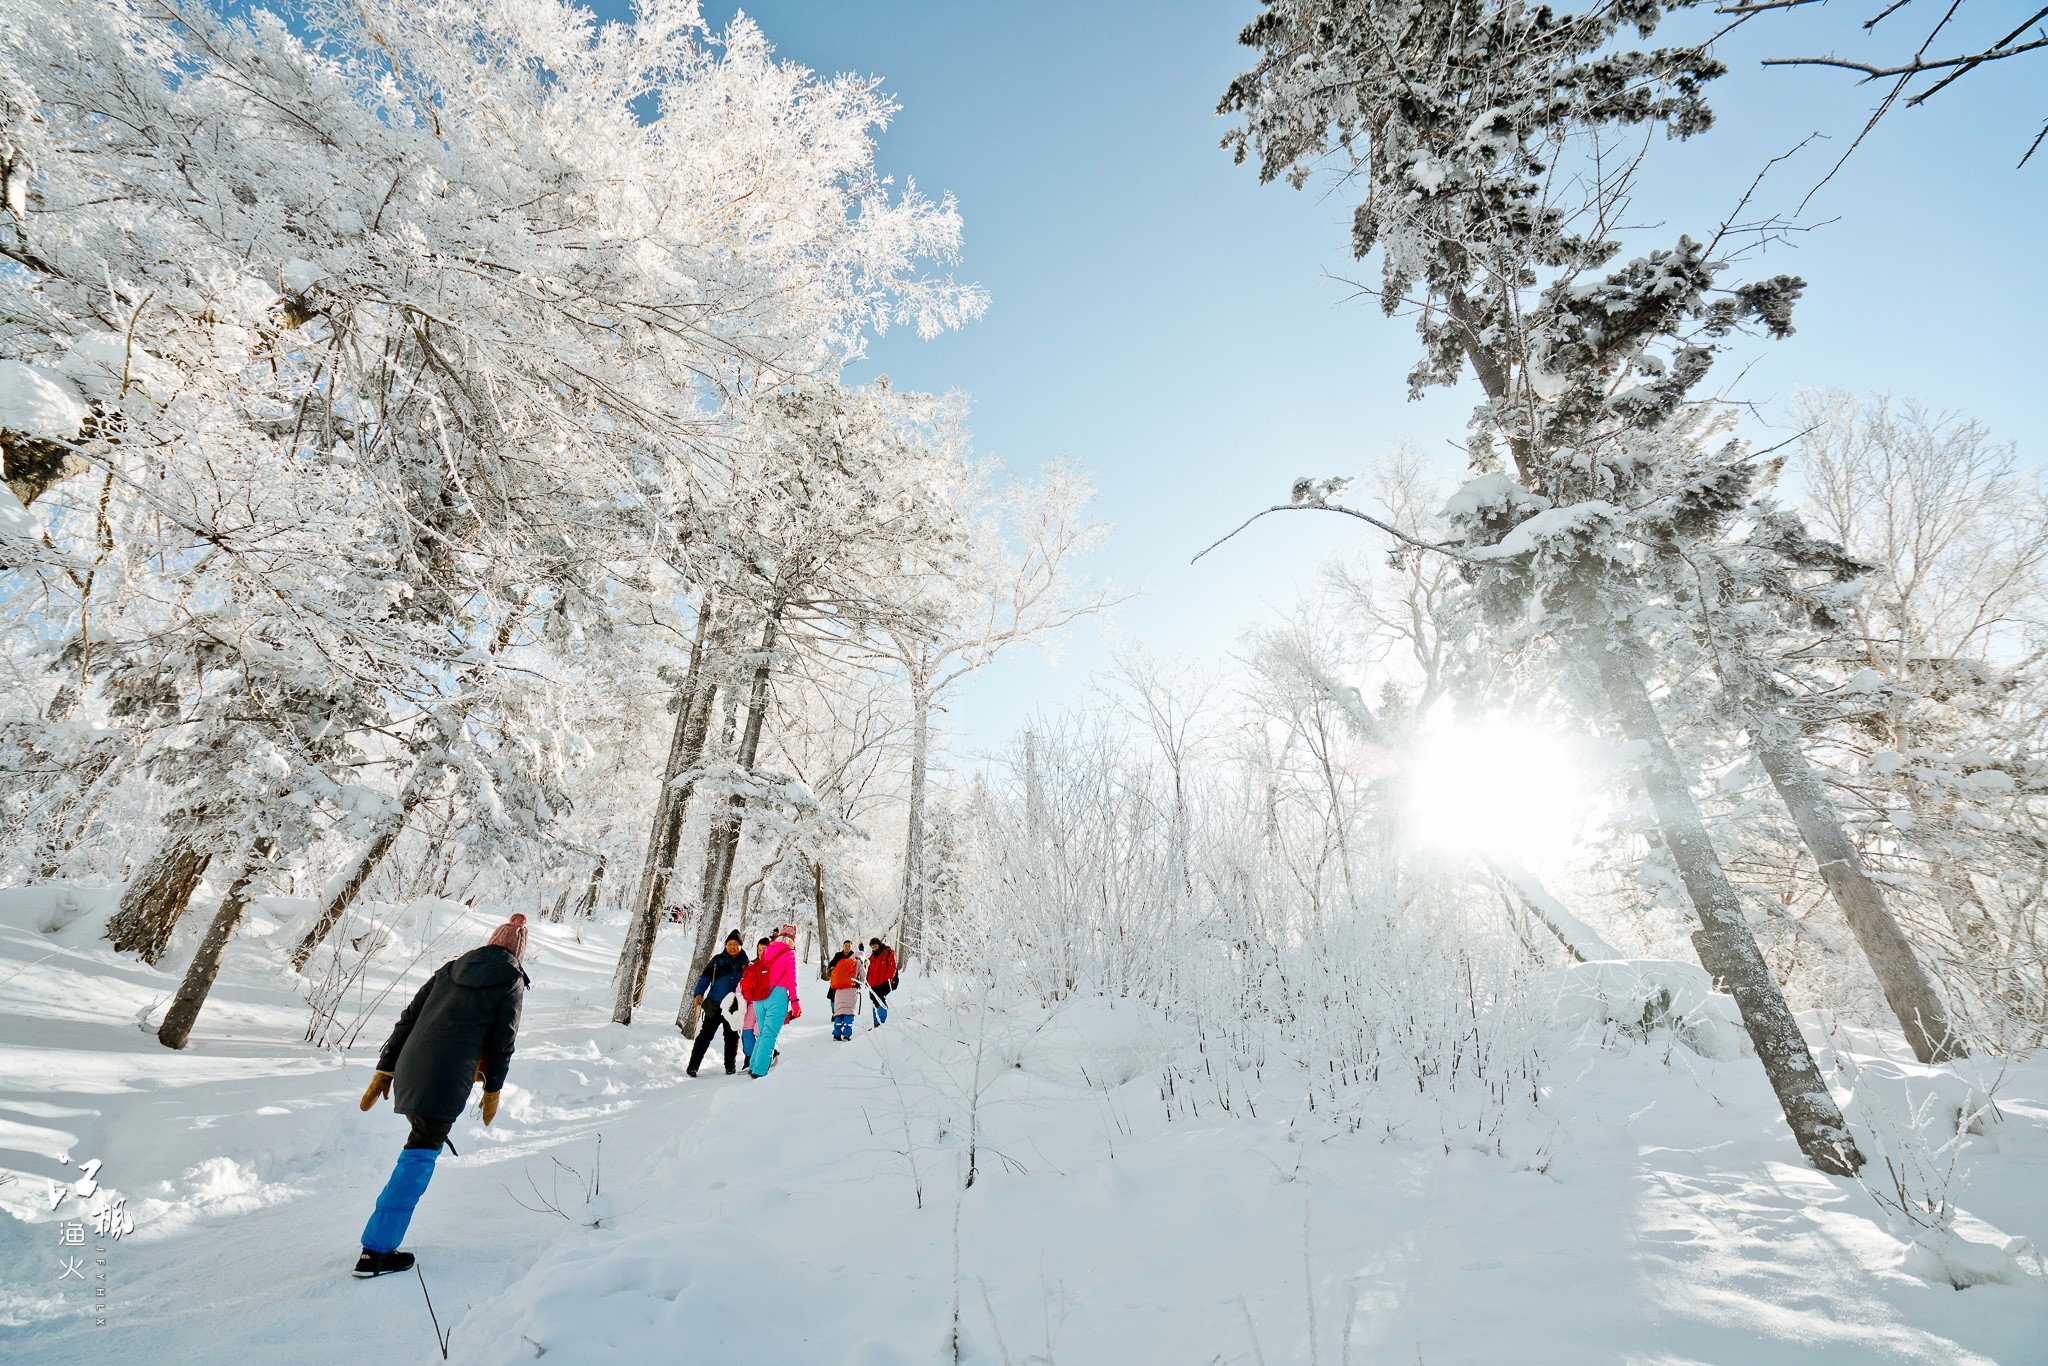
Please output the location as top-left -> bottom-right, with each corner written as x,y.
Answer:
1404,719 -> 1591,867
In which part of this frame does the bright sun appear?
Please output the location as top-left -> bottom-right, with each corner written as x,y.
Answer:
1403,718 -> 1591,867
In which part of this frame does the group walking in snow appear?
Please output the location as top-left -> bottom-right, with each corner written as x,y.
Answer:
350,915 -> 899,1277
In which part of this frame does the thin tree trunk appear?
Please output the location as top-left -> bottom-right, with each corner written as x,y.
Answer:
157,838 -> 271,1050
678,605 -> 781,1035
1586,635 -> 1862,1176
105,831 -> 213,964
612,605 -> 717,1024
900,678 -> 931,962
1485,857 -> 1618,962
1749,724 -> 1965,1062
813,857 -> 830,977
573,855 -> 607,918
288,769 -> 434,971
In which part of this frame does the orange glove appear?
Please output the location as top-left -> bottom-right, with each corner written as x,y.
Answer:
480,1091 -> 500,1126
360,1071 -> 393,1111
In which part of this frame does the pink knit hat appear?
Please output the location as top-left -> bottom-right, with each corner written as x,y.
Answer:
487,913 -> 529,959
777,923 -> 799,940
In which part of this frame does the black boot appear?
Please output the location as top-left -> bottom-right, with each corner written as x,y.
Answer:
353,1248 -> 416,1279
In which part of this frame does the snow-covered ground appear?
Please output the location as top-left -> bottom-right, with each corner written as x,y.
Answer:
1,889 -> 2044,1364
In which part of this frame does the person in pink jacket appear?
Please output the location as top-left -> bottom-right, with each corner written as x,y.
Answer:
748,923 -> 802,1078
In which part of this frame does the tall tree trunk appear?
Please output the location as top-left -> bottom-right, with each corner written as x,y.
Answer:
612,605 -> 716,1024
677,606 -> 781,1035
899,678 -> 931,962
105,830 -> 213,964
813,857 -> 830,977
157,838 -> 271,1050
289,820 -> 405,972
1586,635 -> 1862,1176
288,763 -> 438,971
572,855 -> 608,918
1748,722 -> 1965,1062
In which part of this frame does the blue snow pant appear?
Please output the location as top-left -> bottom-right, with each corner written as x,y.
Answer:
871,983 -> 891,1028
360,1117 -> 449,1253
748,988 -> 789,1077
741,1028 -> 756,1059
832,1013 -> 853,1040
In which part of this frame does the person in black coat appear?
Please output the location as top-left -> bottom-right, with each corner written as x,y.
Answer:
686,931 -> 749,1077
352,913 -> 529,1278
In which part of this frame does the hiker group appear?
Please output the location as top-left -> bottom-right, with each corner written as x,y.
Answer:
349,911 -> 899,1279
682,925 -> 900,1077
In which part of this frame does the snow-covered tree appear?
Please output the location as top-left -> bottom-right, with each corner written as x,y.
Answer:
0,0 -> 984,1044
873,453 -> 1113,960
1219,0 -> 1867,1172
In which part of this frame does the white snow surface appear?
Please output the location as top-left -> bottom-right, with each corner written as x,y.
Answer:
0,892 -> 2044,1364
0,481 -> 38,544
0,360 -> 89,439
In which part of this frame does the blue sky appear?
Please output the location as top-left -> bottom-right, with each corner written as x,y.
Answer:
667,1 -> 2045,757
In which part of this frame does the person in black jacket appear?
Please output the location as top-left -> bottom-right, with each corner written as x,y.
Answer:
686,931 -> 749,1077
352,913 -> 529,1278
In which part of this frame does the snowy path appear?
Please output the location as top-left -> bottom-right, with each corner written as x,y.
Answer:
2,903 -> 2045,1364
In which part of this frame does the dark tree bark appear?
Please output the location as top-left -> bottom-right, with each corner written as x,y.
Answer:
572,855 -> 608,918
157,839 -> 271,1050
2,433 -> 86,508
105,832 -> 213,964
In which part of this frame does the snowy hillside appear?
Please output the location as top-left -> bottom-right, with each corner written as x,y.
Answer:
1,892 -> 2043,1365
6,0 -> 2048,1362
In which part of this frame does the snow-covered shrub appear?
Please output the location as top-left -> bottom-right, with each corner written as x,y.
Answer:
938,708 -> 1553,1151
1831,1043 -> 2046,1289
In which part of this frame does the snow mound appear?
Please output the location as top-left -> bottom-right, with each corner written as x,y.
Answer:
1544,958 -> 1749,1059
1009,996 -> 1175,1088
55,332 -> 169,403
0,360 -> 88,438
0,883 -> 125,938
1900,1228 -> 2046,1290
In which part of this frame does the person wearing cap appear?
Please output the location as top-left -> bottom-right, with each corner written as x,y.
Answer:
352,912 -> 530,1278
685,930 -> 749,1076
747,923 -> 802,1078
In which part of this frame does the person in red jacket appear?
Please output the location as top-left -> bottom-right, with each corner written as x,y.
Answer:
866,937 -> 898,1027
828,942 -> 862,1040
